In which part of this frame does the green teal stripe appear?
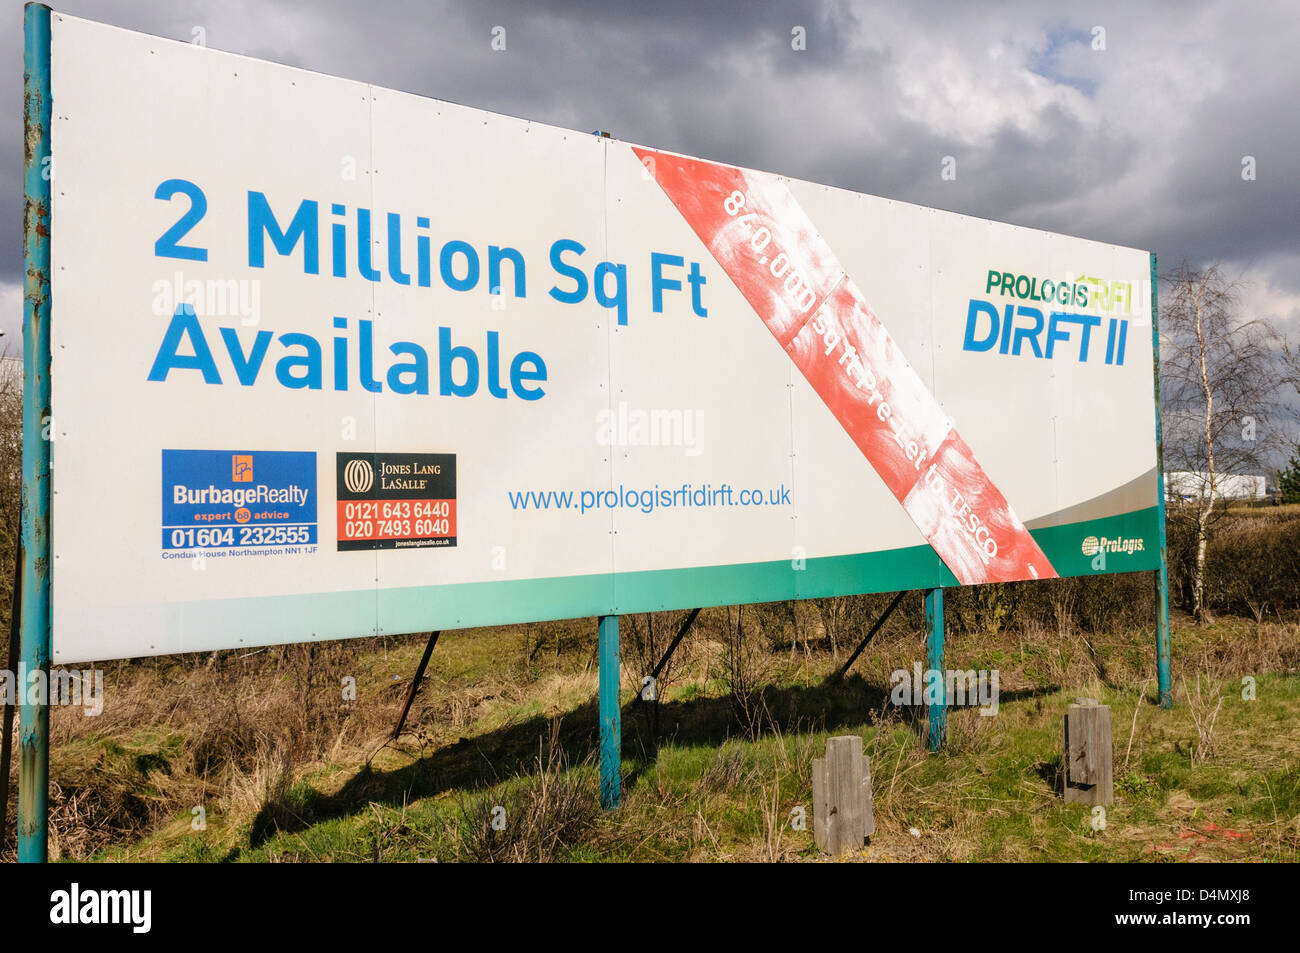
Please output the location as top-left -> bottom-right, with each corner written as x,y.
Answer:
378,572 -> 614,634
1032,504 -> 1162,575
378,503 -> 1161,629
123,504 -> 1164,655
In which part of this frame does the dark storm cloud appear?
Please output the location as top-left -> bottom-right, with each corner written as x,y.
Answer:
2,0 -> 1298,342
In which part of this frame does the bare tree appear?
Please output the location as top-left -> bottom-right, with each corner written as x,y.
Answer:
0,353 -> 21,626
1280,337 -> 1300,424
1159,264 -> 1284,620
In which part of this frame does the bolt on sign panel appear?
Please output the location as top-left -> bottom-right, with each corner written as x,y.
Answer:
46,13 -> 1159,661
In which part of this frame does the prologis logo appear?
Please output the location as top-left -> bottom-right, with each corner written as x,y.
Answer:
50,883 -> 151,933
1083,534 -> 1146,571
1083,535 -> 1145,556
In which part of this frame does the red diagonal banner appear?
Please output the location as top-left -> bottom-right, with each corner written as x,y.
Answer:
634,147 -> 1056,585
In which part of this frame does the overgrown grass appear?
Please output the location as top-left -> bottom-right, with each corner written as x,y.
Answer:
9,608 -> 1293,863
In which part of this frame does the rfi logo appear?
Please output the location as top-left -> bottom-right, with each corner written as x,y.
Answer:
232,454 -> 254,482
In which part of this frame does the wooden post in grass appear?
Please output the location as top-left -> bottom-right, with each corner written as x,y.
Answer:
1064,699 -> 1113,806
812,735 -> 874,856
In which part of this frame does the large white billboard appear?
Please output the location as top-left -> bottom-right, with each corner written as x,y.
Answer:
47,13 -> 1160,663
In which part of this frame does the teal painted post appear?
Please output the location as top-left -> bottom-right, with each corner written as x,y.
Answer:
19,2 -> 53,864
598,615 -> 620,808
1150,252 -> 1173,708
925,588 -> 945,751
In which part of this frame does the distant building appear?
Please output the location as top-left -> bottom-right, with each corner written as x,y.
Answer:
1164,471 -> 1266,501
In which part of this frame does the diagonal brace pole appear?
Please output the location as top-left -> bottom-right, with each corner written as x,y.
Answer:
628,607 -> 701,710
832,590 -> 906,682
392,631 -> 440,739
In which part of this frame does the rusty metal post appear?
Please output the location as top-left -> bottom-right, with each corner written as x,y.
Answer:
19,1 -> 53,863
1150,252 -> 1173,708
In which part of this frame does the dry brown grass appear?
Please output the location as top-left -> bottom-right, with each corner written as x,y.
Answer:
0,568 -> 1296,862
449,719 -> 599,863
29,641 -> 413,858
1181,651 -> 1229,765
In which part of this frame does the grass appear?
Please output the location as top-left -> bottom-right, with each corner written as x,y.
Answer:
13,607 -> 1293,864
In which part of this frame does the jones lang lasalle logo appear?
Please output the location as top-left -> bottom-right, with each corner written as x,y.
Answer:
342,457 -> 374,494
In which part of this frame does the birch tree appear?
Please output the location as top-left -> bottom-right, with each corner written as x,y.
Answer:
1159,264 -> 1283,620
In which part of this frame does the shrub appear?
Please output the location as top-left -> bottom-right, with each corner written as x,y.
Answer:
1205,517 -> 1300,621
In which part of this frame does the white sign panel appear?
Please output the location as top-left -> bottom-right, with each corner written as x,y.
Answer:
47,14 -> 1160,662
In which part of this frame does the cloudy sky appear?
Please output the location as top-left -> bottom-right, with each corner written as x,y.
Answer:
3,0 -> 1298,353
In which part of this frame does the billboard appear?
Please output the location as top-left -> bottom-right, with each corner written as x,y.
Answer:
46,13 -> 1160,663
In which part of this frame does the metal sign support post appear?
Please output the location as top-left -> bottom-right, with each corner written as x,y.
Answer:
833,590 -> 906,682
627,607 -> 699,713
598,614 -> 620,808
391,631 -> 441,739
925,588 -> 945,751
19,1 -> 53,864
1150,252 -> 1173,708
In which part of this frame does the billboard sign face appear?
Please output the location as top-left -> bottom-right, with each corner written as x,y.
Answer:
46,13 -> 1161,662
